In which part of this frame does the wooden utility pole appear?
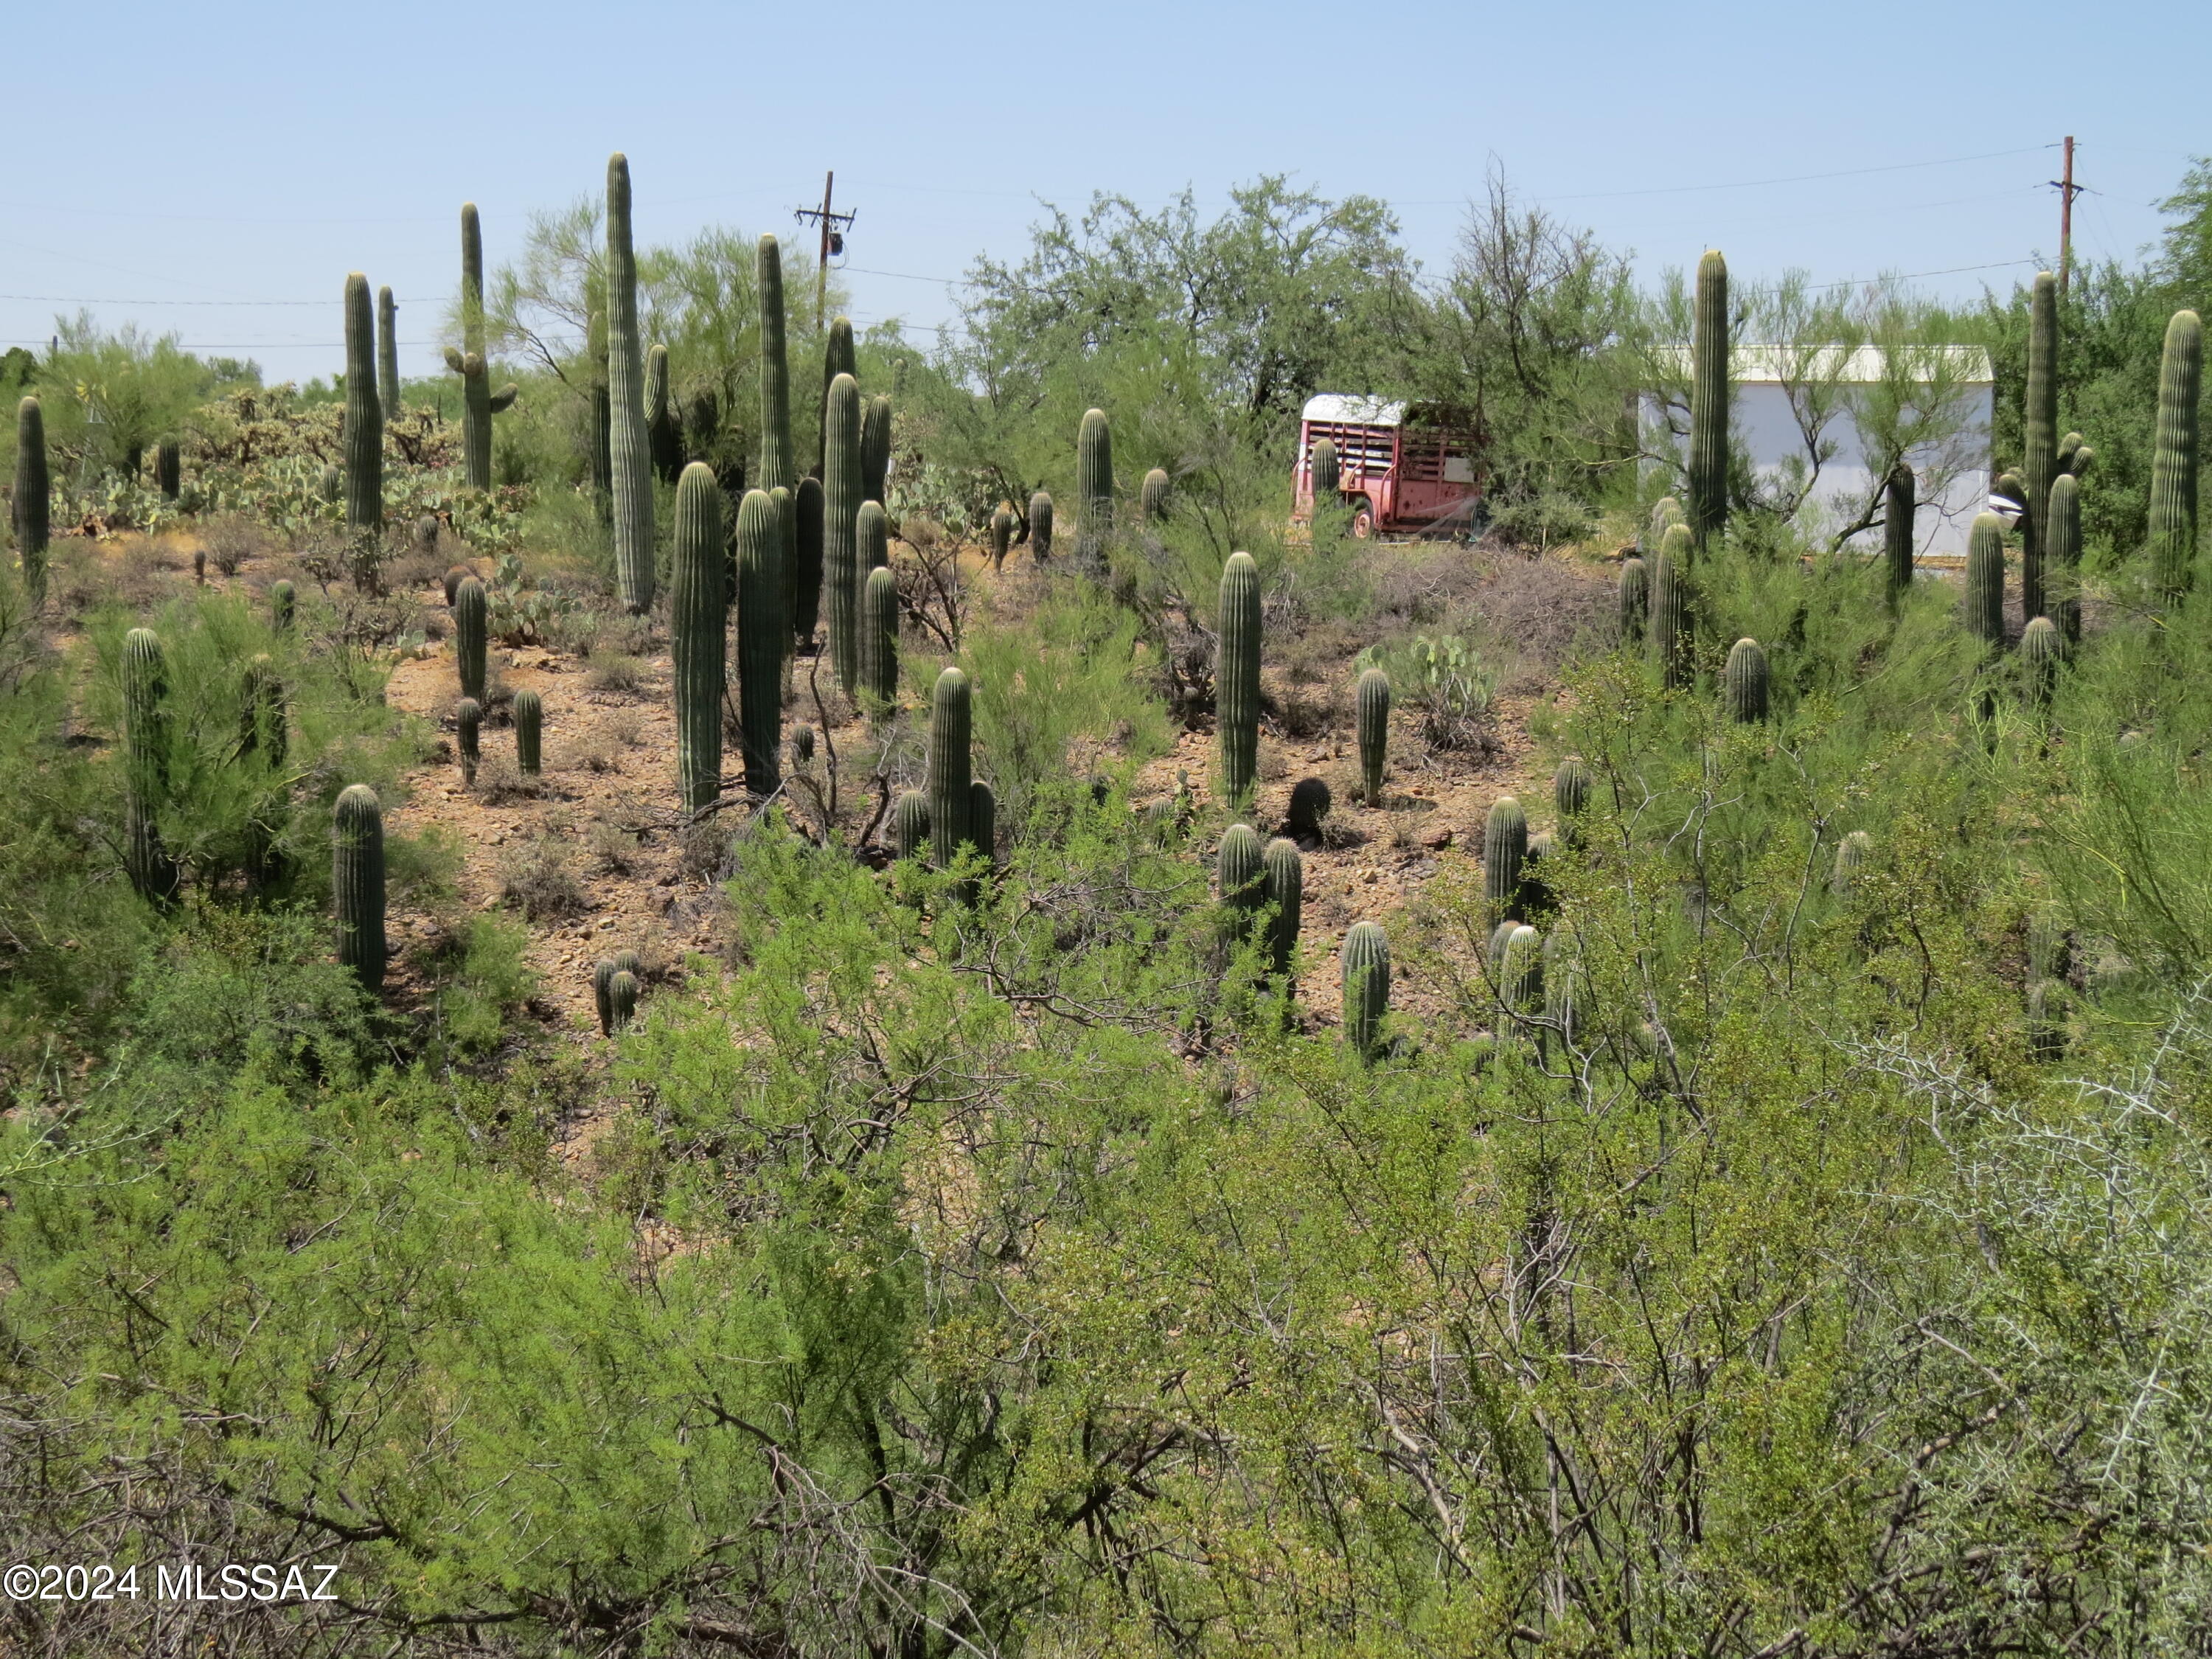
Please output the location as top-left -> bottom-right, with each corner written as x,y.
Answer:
2053,136 -> 2082,297
793,171 -> 858,331
813,171 -> 834,330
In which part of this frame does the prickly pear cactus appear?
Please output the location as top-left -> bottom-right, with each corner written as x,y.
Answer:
1722,637 -> 1769,723
334,784 -> 386,992
1217,551 -> 1262,801
928,667 -> 973,868
861,565 -> 900,703
1355,668 -> 1390,805
453,576 -> 488,703
1263,835 -> 1303,979
1077,408 -> 1113,575
1341,920 -> 1391,1061
1029,490 -> 1053,564
513,689 -> 542,776
1484,796 -> 1527,924
672,465 -> 727,811
735,486 -> 785,794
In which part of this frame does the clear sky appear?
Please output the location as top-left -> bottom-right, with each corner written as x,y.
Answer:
6,0 -> 2203,385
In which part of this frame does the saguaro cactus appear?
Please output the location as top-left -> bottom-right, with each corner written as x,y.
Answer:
672,465 -> 726,811
453,576 -> 487,702
155,437 -> 181,501
1646,496 -> 1685,552
1650,541 -> 1690,689
861,566 -> 900,703
645,344 -> 683,484
513,689 -> 543,776
755,235 -> 793,494
1618,556 -> 1647,645
1029,490 -> 1054,563
968,780 -> 997,870
894,790 -> 930,861
824,374 -> 864,692
1689,248 -> 1730,553
858,500 -> 889,579
1077,408 -> 1113,574
377,284 -> 400,431
605,156 -> 655,613
448,204 -> 518,491
2047,472 -> 2083,646
735,485 -> 785,795
14,396 -> 49,605
342,274 -> 382,534
1217,824 -> 1265,938
1217,551 -> 1262,800
1723,637 -> 1769,723
591,951 -> 642,1036
606,970 -> 640,1033
1140,467 -> 1171,526
1884,463 -> 1915,604
1263,836 -> 1303,978
2022,271 -> 2058,622
1964,511 -> 2006,651
1500,924 -> 1543,1045
1356,667 -> 1391,805
989,504 -> 1014,569
1342,921 -> 1391,1061
455,697 -> 481,785
815,317 -> 856,479
122,627 -> 177,902
1310,437 -> 1340,501
1554,755 -> 1591,847
1831,829 -> 1871,898
861,394 -> 892,509
1484,796 -> 1527,924
928,667 -> 973,867
793,477 -> 824,650
2021,615 -> 2062,712
334,784 -> 386,992
2149,308 -> 2202,605
271,580 -> 295,630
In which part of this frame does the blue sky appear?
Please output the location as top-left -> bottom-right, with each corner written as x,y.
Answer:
5,0 -> 2203,384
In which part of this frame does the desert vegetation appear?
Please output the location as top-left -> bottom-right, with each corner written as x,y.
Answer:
2,150 -> 2212,1658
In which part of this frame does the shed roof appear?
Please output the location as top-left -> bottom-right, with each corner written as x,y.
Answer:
1651,344 -> 1992,385
1303,393 -> 1407,426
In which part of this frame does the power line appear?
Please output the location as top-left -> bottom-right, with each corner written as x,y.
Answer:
1496,144 -> 2062,205
0,293 -> 434,307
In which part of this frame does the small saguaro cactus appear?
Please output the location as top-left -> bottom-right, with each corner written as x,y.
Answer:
13,396 -> 48,606
861,566 -> 900,703
1722,637 -> 1770,723
606,969 -> 640,1034
1217,551 -> 1262,801
1618,556 -> 1648,646
2149,308 -> 2202,605
645,344 -> 683,484
377,284 -> 400,431
928,666 -> 973,868
319,462 -> 343,504
1487,919 -> 1518,984
453,576 -> 488,703
1217,824 -> 1265,938
270,580 -> 296,630
240,654 -> 287,768
605,156 -> 655,615
755,235 -> 794,494
1830,829 -> 1871,899
734,486 -> 786,795
1140,467 -> 1171,526
1342,920 -> 1391,1061
789,723 -> 815,767
154,437 -> 181,501
1688,249 -> 1730,553
334,784 -> 386,992
591,950 -> 644,1036
672,465 -> 727,811
193,549 -> 206,586
1263,835 -> 1303,979
1554,755 -> 1591,848
2046,471 -> 2082,646
792,477 -> 825,650
968,780 -> 997,870
2022,271 -> 2058,622
989,503 -> 1014,570
824,372 -> 864,692
1355,667 -> 1391,806
442,563 -> 471,607
857,499 -> 888,582
861,393 -> 893,509
122,627 -> 177,903
1287,777 -> 1331,841
1499,924 -> 1543,1045
1650,536 -> 1691,689
342,274 -> 383,535
2021,615 -> 2063,712
455,698 -> 481,785
1963,511 -> 2006,652
1076,408 -> 1113,574
1310,437 -> 1340,501
1884,463 -> 1915,603
448,204 -> 518,492
1484,796 -> 1528,925
413,514 -> 439,560
513,689 -> 543,776
893,790 -> 930,861
1029,490 -> 1054,564
1646,495 -> 1684,552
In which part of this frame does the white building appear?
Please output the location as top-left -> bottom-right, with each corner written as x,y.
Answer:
1642,346 -> 1993,558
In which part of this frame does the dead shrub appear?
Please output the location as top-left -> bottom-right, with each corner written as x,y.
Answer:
198,512 -> 274,576
498,836 -> 586,919
1462,550 -> 1610,677
588,820 -> 641,874
588,653 -> 647,696
474,754 -> 547,805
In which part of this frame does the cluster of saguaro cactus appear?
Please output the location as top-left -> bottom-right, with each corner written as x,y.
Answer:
1217,552 -> 1262,800
1140,467 -> 1171,526
1029,490 -> 1053,564
861,566 -> 899,702
334,785 -> 386,992
1963,512 -> 2006,651
513,689 -> 543,776
593,950 -> 643,1035
645,344 -> 683,484
1356,668 -> 1390,804
861,394 -> 892,509
1688,250 -> 1729,553
453,575 -> 488,702
928,667 -> 973,869
735,486 -> 785,793
2149,308 -> 2202,605
1077,408 -> 1113,574
1342,921 -> 1391,1061
756,236 -> 793,495
377,285 -> 400,432
1484,796 -> 1527,925
455,698 -> 481,785
824,373 -> 864,692
15,397 -> 48,605
342,274 -> 382,535
1618,555 -> 1647,645
672,465 -> 726,812
605,156 -> 655,613
1722,638 -> 1769,723
447,204 -> 518,492
1884,464 -> 1915,603
122,627 -> 178,903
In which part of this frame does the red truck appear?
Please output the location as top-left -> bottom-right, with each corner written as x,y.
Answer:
1294,394 -> 1484,539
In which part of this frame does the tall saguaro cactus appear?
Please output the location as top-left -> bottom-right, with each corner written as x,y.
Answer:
453,576 -> 487,702
334,785 -> 386,992
377,285 -> 400,431
928,667 -> 973,868
1964,511 -> 2006,651
1356,668 -> 1390,805
755,235 -> 793,495
1342,922 -> 1391,1061
1077,408 -> 1113,574
448,205 -> 516,492
1688,249 -> 1730,554
672,465 -> 726,811
824,372 -> 864,692
1884,463 -> 1915,604
2149,308 -> 2202,605
1217,551 -> 1262,800
605,154 -> 655,613
14,396 -> 48,605
342,274 -> 382,535
2022,271 -> 2059,621
735,487 -> 785,795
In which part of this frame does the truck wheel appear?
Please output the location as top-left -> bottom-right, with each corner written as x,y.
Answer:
1348,497 -> 1376,539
